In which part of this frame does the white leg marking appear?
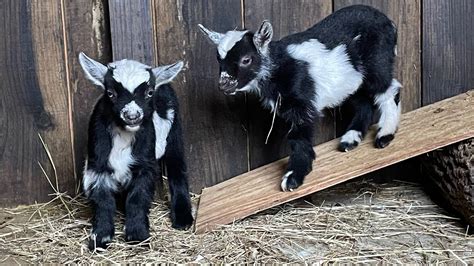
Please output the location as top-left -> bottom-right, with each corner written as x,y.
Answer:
101,236 -> 111,243
281,170 -> 294,192
341,130 -> 362,144
153,109 -> 175,159
375,79 -> 402,138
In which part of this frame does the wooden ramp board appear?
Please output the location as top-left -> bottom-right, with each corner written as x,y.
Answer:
195,91 -> 474,233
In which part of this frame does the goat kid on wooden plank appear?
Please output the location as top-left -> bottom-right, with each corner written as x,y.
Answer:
79,53 -> 193,251
199,5 -> 401,192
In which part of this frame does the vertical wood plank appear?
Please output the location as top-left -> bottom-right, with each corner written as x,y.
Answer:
245,0 -> 334,169
334,0 -> 422,112
63,0 -> 112,192
422,0 -> 474,104
151,0 -> 248,191
108,0 -> 154,64
30,0 -> 76,196
0,0 -> 75,205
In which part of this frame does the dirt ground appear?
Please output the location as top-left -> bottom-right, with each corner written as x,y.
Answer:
1,175 -> 473,264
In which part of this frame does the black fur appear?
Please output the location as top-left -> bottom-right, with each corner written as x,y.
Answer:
201,5 -> 400,191
82,61 -> 193,251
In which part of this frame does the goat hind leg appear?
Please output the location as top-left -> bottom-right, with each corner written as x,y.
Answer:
374,79 -> 401,148
339,94 -> 374,152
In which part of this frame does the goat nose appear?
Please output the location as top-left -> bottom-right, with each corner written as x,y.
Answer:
125,112 -> 140,121
218,79 -> 228,87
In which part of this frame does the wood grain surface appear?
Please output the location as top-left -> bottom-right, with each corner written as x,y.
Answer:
422,0 -> 474,105
195,90 -> 474,233
150,0 -> 249,191
64,0 -> 111,193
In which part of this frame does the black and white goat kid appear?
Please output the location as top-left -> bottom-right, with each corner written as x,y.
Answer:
79,53 -> 193,250
199,5 -> 401,192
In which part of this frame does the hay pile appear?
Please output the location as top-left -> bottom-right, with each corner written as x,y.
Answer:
1,178 -> 473,264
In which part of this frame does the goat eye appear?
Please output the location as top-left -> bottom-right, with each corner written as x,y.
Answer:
145,88 -> 154,98
240,56 -> 252,66
106,90 -> 114,98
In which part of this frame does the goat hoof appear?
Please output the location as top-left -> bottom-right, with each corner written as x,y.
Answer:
375,134 -> 394,148
125,224 -> 150,244
281,171 -> 302,192
338,141 -> 359,152
88,233 -> 112,251
172,212 -> 194,230
171,195 -> 194,230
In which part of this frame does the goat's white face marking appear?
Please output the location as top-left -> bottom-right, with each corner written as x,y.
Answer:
217,30 -> 248,59
286,39 -> 364,113
120,101 -> 144,131
153,109 -> 175,159
109,59 -> 150,93
220,71 -> 231,79
375,79 -> 401,138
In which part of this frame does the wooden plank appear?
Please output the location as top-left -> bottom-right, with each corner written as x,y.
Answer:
245,0 -> 335,169
108,0 -> 154,64
63,0 -> 112,193
422,0 -> 474,105
150,0 -> 248,191
195,90 -> 474,233
0,1 -> 75,206
334,0 -> 421,112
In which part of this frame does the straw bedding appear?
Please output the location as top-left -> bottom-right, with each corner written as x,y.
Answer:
1,177 -> 473,264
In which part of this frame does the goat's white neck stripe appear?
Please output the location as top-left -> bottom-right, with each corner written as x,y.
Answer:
153,109 -> 175,159
218,30 -> 248,59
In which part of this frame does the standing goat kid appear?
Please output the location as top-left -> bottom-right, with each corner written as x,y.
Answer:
79,53 -> 193,250
199,5 -> 401,192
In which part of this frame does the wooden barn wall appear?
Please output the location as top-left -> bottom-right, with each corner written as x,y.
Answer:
0,0 -> 111,206
0,0 -> 472,206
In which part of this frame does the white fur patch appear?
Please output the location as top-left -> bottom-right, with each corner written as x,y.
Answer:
82,127 -> 136,195
109,59 -> 150,93
153,109 -> 175,159
120,101 -> 144,122
108,128 -> 135,188
281,171 -> 294,192
220,71 -> 231,80
286,39 -> 364,113
83,167 -> 109,197
341,130 -> 362,144
218,30 -> 248,59
375,79 -> 402,138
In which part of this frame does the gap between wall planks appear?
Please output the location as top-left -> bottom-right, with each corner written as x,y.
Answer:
195,90 -> 474,234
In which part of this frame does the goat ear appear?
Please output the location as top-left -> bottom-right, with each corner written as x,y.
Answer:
253,20 -> 273,54
198,24 -> 224,45
78,52 -> 108,89
152,61 -> 184,88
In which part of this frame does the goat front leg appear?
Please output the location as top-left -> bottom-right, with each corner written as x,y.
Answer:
281,122 -> 316,192
87,180 -> 116,251
124,167 -> 155,244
